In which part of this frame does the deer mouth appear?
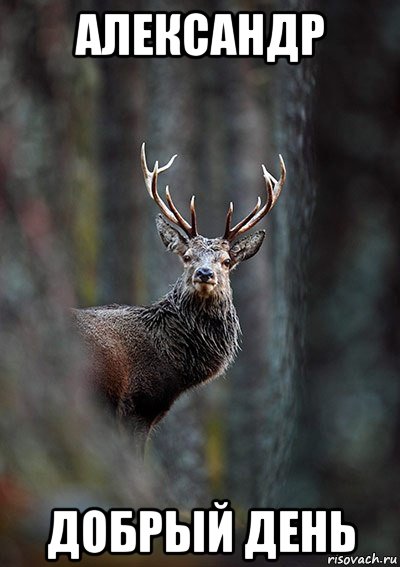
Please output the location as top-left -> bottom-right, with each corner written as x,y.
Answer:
193,279 -> 217,296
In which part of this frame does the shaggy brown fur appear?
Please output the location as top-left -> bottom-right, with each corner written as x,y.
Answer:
73,215 -> 265,454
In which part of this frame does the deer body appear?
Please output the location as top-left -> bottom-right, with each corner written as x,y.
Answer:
74,266 -> 240,431
74,144 -> 286,453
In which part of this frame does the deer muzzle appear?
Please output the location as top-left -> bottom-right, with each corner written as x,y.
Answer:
194,267 -> 214,282
193,267 -> 217,296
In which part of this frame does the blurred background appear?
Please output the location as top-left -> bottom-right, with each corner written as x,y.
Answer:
0,0 -> 399,564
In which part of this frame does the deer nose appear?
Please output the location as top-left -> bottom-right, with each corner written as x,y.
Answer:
195,267 -> 214,282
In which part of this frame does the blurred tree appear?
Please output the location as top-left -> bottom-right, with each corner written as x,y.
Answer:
96,1 -> 143,305
0,2 -> 153,558
306,0 -> 400,554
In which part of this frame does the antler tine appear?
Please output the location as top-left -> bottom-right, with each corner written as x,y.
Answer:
223,202 -> 234,241
151,164 -> 180,226
141,142 -> 178,195
235,157 -> 285,234
223,155 -> 286,241
190,196 -> 198,236
224,197 -> 262,240
272,154 -> 286,204
165,186 -> 192,234
141,142 -> 198,238
223,198 -> 262,241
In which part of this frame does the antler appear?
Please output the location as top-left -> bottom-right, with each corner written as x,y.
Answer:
223,155 -> 286,242
141,142 -> 198,238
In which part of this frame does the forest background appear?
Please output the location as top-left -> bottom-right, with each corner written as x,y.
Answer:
0,1 -> 399,564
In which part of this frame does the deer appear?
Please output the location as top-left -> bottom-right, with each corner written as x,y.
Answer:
73,143 -> 286,456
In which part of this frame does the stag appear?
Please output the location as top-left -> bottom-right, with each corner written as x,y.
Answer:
74,144 -> 286,455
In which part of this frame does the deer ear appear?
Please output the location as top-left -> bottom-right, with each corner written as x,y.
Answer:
230,230 -> 265,264
156,214 -> 188,255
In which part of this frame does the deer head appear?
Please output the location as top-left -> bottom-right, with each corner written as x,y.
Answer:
141,143 -> 286,298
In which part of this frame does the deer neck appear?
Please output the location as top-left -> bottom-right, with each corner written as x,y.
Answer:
167,276 -> 233,314
155,276 -> 240,386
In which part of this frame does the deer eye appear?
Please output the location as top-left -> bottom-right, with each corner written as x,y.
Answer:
183,254 -> 191,263
223,258 -> 231,268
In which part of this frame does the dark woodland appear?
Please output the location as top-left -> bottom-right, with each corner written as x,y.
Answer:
0,1 -> 399,565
